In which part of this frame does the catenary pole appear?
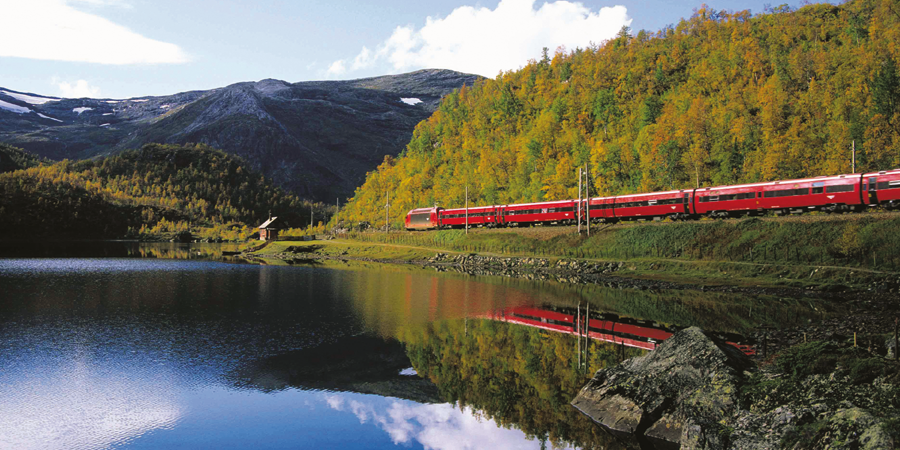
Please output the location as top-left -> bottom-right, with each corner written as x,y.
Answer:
465,185 -> 469,235
852,140 -> 856,173
586,162 -> 590,237
577,168 -> 582,233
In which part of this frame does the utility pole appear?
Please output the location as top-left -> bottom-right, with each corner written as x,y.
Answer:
310,205 -> 313,229
852,140 -> 856,173
465,185 -> 469,235
585,162 -> 590,237
577,167 -> 583,233
384,192 -> 390,233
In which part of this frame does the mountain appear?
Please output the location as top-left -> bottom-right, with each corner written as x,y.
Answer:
335,0 -> 900,226
0,69 -> 479,201
0,143 -> 319,239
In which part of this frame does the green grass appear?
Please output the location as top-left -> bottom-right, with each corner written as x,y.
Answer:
345,213 -> 900,270
252,240 -> 437,261
246,213 -> 900,291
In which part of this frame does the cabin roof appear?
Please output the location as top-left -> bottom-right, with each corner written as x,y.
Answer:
258,217 -> 278,229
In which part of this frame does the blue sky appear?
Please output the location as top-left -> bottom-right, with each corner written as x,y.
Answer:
0,0 -> 819,99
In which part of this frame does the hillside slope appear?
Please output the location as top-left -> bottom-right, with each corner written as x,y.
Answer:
0,144 -> 320,239
0,69 -> 479,201
336,0 -> 900,226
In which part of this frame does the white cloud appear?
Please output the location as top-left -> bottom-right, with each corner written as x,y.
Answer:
56,79 -> 102,98
323,394 -> 571,450
352,46 -> 374,71
0,0 -> 189,65
326,59 -> 347,76
328,0 -> 630,78
69,0 -> 133,7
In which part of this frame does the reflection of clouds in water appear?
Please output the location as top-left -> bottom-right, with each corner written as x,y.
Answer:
323,394 -> 569,450
0,359 -> 182,450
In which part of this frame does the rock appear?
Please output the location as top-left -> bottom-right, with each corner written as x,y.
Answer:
571,327 -> 754,448
779,408 -> 893,450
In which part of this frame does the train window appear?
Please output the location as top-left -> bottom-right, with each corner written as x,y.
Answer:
825,184 -> 855,193
879,180 -> 900,190
409,214 -> 431,225
812,182 -> 824,194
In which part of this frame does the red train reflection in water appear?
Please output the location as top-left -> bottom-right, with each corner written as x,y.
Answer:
482,305 -> 756,356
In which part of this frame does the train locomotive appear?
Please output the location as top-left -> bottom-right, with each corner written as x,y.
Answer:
405,169 -> 900,231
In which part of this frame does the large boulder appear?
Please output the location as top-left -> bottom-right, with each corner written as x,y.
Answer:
571,327 -> 755,448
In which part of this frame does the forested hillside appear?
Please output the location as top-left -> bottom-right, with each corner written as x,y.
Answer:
0,143 -> 326,239
0,143 -> 44,173
336,0 -> 900,226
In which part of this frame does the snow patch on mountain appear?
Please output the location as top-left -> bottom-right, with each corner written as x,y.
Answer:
1,90 -> 59,105
73,107 -> 93,114
0,99 -> 31,114
37,113 -> 63,122
400,97 -> 423,106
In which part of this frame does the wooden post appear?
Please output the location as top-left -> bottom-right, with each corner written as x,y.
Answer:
894,318 -> 898,361
577,168 -> 583,234
577,303 -> 581,368
585,162 -> 591,237
465,185 -> 469,235
384,192 -> 390,234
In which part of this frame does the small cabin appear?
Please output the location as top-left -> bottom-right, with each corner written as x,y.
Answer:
257,215 -> 280,241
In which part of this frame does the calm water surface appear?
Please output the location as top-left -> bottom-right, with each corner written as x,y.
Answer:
0,244 -> 831,449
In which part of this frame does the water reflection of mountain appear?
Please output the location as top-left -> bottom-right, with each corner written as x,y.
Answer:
233,335 -> 443,404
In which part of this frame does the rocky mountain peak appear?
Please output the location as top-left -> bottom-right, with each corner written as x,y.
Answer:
0,69 -> 481,202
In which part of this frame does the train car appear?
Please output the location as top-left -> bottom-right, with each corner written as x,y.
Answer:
758,174 -> 862,215
694,182 -> 773,218
439,205 -> 499,228
612,190 -> 693,221
404,207 -> 442,231
863,169 -> 900,209
586,196 -> 617,223
499,200 -> 577,226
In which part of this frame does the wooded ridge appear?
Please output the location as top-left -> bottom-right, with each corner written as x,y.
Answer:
0,143 -> 327,239
335,0 -> 900,227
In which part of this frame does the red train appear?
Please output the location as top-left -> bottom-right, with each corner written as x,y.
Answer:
405,169 -> 900,230
481,305 -> 756,355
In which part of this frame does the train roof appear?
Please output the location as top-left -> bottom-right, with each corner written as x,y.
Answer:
614,189 -> 688,199
442,205 -> 496,212
408,207 -> 438,214
698,174 -> 860,192
863,168 -> 900,177
503,200 -> 574,208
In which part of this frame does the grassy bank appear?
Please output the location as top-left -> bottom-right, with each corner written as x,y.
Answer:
342,213 -> 900,271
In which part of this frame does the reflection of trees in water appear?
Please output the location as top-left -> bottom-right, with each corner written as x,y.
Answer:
397,319 -> 645,449
127,243 -> 243,260
570,285 -> 828,334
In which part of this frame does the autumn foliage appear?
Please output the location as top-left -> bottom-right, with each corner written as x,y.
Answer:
337,0 -> 900,226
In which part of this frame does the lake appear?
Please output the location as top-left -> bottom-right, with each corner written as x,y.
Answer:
0,243 -> 830,449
